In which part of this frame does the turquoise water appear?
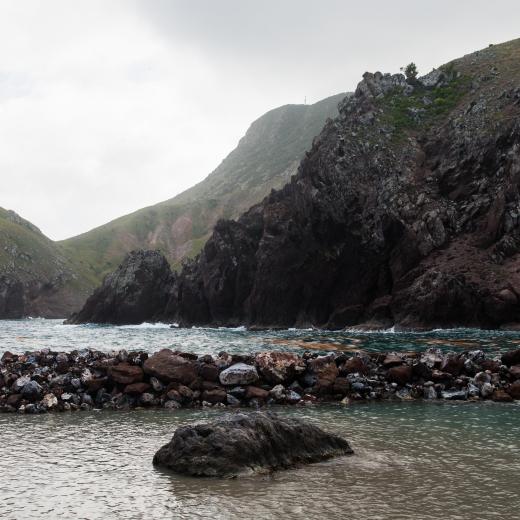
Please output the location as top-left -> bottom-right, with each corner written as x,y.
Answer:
1,319 -> 519,519
0,403 -> 519,519
2,318 -> 520,355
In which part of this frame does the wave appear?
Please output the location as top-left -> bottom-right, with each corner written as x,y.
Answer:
118,322 -> 172,329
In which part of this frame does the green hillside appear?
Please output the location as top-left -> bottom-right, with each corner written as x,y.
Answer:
0,208 -> 95,317
60,93 -> 346,280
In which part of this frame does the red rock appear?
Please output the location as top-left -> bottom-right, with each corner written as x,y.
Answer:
1,351 -> 15,363
143,349 -> 198,384
108,363 -> 143,385
508,380 -> 520,399
333,377 -> 350,395
431,370 -> 454,384
441,355 -> 465,376
344,356 -> 369,374
255,352 -> 305,384
124,382 -> 151,395
87,377 -> 107,392
199,363 -> 219,382
6,394 -> 22,407
201,381 -> 220,391
202,388 -> 227,403
177,384 -> 194,401
492,389 -> 514,402
480,359 -> 500,373
307,356 -> 339,393
245,386 -> 270,400
383,353 -> 403,367
387,365 -> 413,386
509,365 -> 520,380
166,389 -> 182,402
502,349 -> 520,367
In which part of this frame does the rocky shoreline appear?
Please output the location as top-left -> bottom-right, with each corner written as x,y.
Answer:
1,347 -> 519,414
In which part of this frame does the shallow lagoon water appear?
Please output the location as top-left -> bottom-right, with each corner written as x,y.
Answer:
1,403 -> 519,519
1,320 -> 520,519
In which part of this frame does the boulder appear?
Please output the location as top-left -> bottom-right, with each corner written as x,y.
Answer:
509,365 -> 520,379
255,352 -> 305,384
201,388 -> 227,404
21,380 -> 42,401
152,411 -> 353,477
387,365 -> 413,386
507,380 -> 520,399
12,375 -> 30,392
307,355 -> 338,393
41,393 -> 58,409
109,363 -> 143,385
143,349 -> 198,385
219,363 -> 259,386
245,386 -> 269,400
441,354 -> 465,376
492,389 -> 514,402
343,356 -> 369,375
124,382 -> 151,395
383,353 -> 403,367
441,389 -> 467,400
502,349 -> 520,367
199,363 -> 219,382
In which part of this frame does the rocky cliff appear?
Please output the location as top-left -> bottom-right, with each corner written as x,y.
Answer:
72,38 -> 520,330
60,94 -> 345,278
1,95 -> 343,319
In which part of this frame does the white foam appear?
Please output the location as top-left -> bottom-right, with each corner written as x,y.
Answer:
118,322 -> 171,329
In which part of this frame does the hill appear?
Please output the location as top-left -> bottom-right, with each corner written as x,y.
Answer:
0,208 -> 95,317
60,94 -> 346,279
70,37 -> 520,329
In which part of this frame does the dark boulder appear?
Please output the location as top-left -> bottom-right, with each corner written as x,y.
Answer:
387,365 -> 413,386
66,250 -> 174,325
152,411 -> 353,477
143,349 -> 198,385
502,349 -> 520,367
108,363 -> 143,385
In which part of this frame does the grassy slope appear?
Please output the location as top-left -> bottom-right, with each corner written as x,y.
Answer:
0,208 -> 96,312
380,38 -> 520,140
60,93 -> 346,280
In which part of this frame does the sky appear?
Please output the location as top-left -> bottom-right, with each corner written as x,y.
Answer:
1,1 -> 519,240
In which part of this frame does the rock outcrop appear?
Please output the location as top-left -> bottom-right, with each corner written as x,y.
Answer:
152,411 -> 353,477
66,250 -> 174,324
71,38 -> 520,330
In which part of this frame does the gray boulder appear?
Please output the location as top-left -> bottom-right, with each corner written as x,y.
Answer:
153,411 -> 353,477
219,363 -> 259,386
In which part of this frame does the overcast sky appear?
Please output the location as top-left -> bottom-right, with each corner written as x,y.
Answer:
1,0 -> 519,240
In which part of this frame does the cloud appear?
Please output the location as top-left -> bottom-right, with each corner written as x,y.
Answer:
0,0 -> 519,239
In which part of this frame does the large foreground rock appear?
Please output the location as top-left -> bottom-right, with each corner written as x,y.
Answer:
153,411 -> 353,477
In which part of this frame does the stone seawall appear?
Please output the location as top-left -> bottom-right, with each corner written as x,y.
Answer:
1,347 -> 519,413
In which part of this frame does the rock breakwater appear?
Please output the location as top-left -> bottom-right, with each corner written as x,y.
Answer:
1,347 -> 519,413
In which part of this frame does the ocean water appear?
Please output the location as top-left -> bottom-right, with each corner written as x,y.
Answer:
1,319 -> 519,520
2,318 -> 520,356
